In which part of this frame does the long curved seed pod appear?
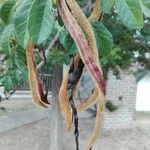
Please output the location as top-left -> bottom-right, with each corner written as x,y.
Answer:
38,78 -> 52,105
59,0 -> 102,129
88,0 -> 102,21
86,91 -> 105,150
26,41 -> 51,107
76,87 -> 98,112
59,73 -> 73,129
66,0 -> 102,112
65,0 -> 99,63
65,1 -> 106,149
59,54 -> 81,129
57,1 -> 105,150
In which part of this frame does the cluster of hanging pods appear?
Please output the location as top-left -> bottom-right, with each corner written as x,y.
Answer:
26,0 -> 105,149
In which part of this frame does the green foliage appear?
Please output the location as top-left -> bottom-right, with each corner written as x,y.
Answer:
0,24 -> 13,54
101,0 -> 115,13
14,0 -> 55,48
28,0 -> 54,44
0,0 -> 16,24
59,28 -> 77,54
13,0 -> 32,49
47,49 -> 70,68
92,21 -> 113,55
101,0 -> 148,29
141,0 -> 150,17
106,100 -> 118,112
115,0 -> 144,29
0,0 -> 149,93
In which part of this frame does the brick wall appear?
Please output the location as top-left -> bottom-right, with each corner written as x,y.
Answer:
76,68 -> 137,130
103,70 -> 137,130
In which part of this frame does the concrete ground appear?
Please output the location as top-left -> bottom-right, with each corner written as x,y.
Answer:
0,112 -> 150,150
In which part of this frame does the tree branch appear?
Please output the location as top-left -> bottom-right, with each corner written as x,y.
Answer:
37,27 -> 64,69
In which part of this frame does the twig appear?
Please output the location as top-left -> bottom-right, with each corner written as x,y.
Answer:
4,81 -> 24,100
37,27 -> 64,69
82,2 -> 94,12
88,0 -> 92,12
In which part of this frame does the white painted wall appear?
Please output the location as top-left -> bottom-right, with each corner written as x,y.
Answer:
136,72 -> 150,111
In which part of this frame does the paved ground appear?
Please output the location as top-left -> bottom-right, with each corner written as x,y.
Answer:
0,108 -> 50,132
0,112 -> 150,150
0,99 -> 35,116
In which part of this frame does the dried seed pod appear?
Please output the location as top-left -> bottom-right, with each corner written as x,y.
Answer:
59,73 -> 73,129
86,90 -> 105,150
64,1 -> 106,149
67,0 -> 102,112
26,41 -> 51,107
38,78 -> 52,105
76,87 -> 98,112
66,0 -> 100,63
88,0 -> 102,21
59,54 -> 81,129
57,0 -> 105,150
59,0 -> 102,129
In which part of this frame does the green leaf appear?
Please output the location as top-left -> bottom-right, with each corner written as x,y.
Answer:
140,0 -> 150,17
15,58 -> 25,69
141,0 -> 150,8
3,74 -> 13,91
2,69 -> 24,92
0,74 -> 5,83
0,23 -> 4,33
0,24 -> 13,54
59,29 -> 77,53
52,0 -> 57,6
28,0 -> 55,44
0,0 -> 15,24
11,69 -> 22,83
13,0 -> 33,49
92,22 -> 113,55
70,43 -> 77,54
20,67 -> 28,81
115,0 -> 144,29
101,0 -> 115,13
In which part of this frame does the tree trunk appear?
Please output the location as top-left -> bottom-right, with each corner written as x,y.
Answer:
50,65 -> 63,150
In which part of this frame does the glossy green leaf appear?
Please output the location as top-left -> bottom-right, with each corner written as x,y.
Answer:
3,70 -> 21,91
13,0 -> 33,49
20,67 -> 28,81
0,0 -> 15,24
140,0 -> 150,17
101,0 -> 115,13
0,22 -> 5,45
92,22 -> 113,55
0,74 -> 5,83
141,0 -> 150,8
28,0 -> 54,44
59,29 -> 77,53
0,24 -> 13,54
3,74 -> 13,91
115,0 -> 144,29
11,70 -> 22,83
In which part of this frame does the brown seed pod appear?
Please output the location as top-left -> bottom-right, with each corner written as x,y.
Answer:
88,0 -> 102,21
64,1 -> 106,149
59,54 -> 81,129
76,87 -> 99,112
57,0 -> 105,150
66,0 -> 103,112
86,90 -> 105,150
58,0 -> 102,130
26,41 -> 52,107
59,73 -> 73,129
